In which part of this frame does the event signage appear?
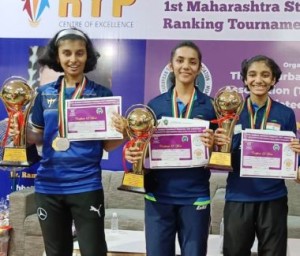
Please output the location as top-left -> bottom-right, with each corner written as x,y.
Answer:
1,1 -> 300,40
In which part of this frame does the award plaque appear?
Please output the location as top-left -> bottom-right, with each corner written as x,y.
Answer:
0,77 -> 40,167
208,86 -> 244,171
118,104 -> 157,194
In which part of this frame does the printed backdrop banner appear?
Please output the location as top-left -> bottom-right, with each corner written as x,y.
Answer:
145,40 -> 300,108
0,0 -> 300,198
0,1 -> 300,41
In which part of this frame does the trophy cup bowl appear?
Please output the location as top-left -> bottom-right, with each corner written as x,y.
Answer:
0,77 -> 40,167
1,81 -> 33,109
118,104 -> 157,194
208,86 -> 244,171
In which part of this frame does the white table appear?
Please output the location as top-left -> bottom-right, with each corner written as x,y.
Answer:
44,230 -> 300,256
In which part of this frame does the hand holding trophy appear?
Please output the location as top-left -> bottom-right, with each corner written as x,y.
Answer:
208,86 -> 244,171
118,104 -> 157,193
0,77 -> 39,166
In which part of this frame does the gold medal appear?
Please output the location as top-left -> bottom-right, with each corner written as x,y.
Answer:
52,137 -> 70,151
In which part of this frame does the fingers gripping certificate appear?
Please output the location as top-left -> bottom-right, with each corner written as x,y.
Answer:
65,96 -> 122,141
149,117 -> 210,169
240,129 -> 298,179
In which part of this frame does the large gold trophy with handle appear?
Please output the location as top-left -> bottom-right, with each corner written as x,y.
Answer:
208,86 -> 244,171
0,77 -> 39,167
118,104 -> 157,194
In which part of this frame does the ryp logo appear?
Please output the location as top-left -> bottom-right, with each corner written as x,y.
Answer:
59,0 -> 136,18
22,0 -> 50,26
22,0 -> 136,26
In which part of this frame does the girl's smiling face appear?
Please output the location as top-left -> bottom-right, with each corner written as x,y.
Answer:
57,39 -> 87,80
244,61 -> 275,97
169,46 -> 201,87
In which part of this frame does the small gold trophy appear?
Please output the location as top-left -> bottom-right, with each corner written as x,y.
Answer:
118,104 -> 157,194
0,77 -> 39,167
208,86 -> 244,171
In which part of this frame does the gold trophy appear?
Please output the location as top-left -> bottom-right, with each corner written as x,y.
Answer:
118,104 -> 157,194
0,77 -> 39,167
208,86 -> 244,171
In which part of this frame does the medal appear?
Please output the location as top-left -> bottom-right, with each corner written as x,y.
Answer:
53,77 -> 86,152
52,137 -> 70,151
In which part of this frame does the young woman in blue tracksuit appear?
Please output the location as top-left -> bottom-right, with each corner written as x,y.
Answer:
215,55 -> 300,256
125,41 -> 216,256
18,28 -> 127,256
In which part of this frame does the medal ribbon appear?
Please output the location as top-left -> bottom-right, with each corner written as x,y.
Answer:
171,87 -> 195,118
58,77 -> 87,137
247,96 -> 272,129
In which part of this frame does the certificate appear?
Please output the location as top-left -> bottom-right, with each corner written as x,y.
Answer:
149,116 -> 210,168
65,96 -> 123,141
240,129 -> 298,179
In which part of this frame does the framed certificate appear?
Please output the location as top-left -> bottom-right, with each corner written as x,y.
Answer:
149,116 -> 210,168
240,129 -> 298,179
65,96 -> 123,141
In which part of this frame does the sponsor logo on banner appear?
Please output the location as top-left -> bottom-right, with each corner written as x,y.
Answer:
159,64 -> 213,95
21,0 -> 137,29
22,0 -> 50,26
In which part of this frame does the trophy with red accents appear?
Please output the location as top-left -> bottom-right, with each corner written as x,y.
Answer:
208,86 -> 244,171
0,77 -> 39,167
118,104 -> 157,194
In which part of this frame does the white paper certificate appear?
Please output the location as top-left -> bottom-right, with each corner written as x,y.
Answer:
149,117 -> 210,169
240,129 -> 298,179
65,96 -> 123,141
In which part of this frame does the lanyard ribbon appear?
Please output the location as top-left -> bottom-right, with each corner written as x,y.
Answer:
171,87 -> 195,118
58,77 -> 87,137
247,96 -> 272,129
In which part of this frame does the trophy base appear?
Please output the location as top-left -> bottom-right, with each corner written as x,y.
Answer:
0,144 -> 40,167
207,151 -> 233,172
118,172 -> 146,194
